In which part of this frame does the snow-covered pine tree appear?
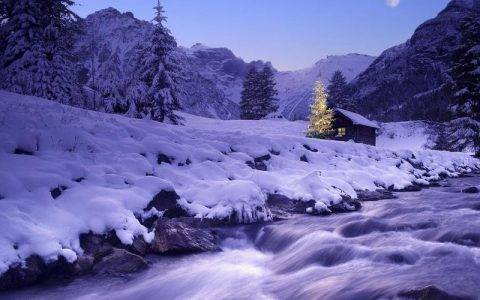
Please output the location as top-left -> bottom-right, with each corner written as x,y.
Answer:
97,46 -> 127,113
135,0 -> 182,124
257,65 -> 278,118
0,0 -> 43,95
327,70 -> 350,109
447,12 -> 480,156
307,81 -> 334,138
240,66 -> 259,120
1,0 -> 80,104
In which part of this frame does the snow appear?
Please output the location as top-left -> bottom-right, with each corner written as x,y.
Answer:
335,108 -> 380,129
377,121 -> 436,150
0,90 -> 479,275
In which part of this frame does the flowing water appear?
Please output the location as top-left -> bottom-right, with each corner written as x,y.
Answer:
2,175 -> 480,300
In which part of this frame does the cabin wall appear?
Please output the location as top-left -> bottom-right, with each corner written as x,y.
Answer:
332,114 -> 355,141
354,125 -> 377,146
332,113 -> 377,146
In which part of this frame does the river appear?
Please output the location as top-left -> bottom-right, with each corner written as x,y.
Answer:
2,175 -> 480,299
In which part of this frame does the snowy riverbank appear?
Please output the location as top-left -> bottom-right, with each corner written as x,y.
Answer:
0,90 -> 479,280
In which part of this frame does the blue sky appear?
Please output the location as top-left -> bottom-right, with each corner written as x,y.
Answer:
73,0 -> 450,71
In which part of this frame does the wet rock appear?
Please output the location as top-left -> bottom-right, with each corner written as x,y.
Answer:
357,190 -> 397,202
394,184 -> 422,192
329,198 -> 362,213
145,190 -> 189,220
0,256 -> 45,291
266,194 -> 316,220
462,186 -> 479,194
127,236 -> 149,256
74,255 -> 95,275
92,248 -> 147,276
246,154 -> 271,171
79,232 -> 116,262
151,218 -> 220,254
398,285 -> 472,300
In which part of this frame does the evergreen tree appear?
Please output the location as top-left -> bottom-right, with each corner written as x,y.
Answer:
1,0 -> 79,104
240,65 -> 278,120
0,0 -> 43,95
307,81 -> 334,138
257,65 -> 279,118
97,47 -> 127,113
327,70 -> 349,109
240,66 -> 259,120
447,13 -> 480,156
136,0 -> 181,124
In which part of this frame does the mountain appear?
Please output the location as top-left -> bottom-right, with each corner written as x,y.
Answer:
75,8 -> 373,120
276,54 -> 375,120
74,8 -> 272,119
349,0 -> 480,122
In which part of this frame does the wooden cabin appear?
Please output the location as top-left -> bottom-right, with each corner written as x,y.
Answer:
332,108 -> 379,146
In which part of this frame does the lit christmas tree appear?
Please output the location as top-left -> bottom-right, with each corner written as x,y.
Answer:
307,81 -> 334,138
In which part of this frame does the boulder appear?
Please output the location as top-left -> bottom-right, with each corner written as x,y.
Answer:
394,184 -> 423,192
266,194 -> 316,220
462,186 -> 479,194
329,198 -> 362,213
79,232 -> 116,262
92,248 -> 147,276
357,190 -> 397,202
0,256 -> 45,291
398,285 -> 472,300
151,218 -> 220,254
145,190 -> 189,221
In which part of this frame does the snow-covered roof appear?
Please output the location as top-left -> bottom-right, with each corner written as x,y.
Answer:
335,108 -> 380,129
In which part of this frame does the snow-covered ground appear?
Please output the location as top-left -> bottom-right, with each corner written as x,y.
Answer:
377,121 -> 437,150
0,90 -> 478,276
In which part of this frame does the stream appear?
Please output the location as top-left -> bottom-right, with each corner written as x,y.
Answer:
2,175 -> 480,300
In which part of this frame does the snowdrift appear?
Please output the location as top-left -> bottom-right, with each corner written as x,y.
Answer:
0,90 -> 479,275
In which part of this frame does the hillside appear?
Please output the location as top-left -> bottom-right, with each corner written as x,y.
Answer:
349,0 -> 480,122
1,90 -> 478,279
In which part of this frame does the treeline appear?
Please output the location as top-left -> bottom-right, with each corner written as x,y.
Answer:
0,0 -> 181,124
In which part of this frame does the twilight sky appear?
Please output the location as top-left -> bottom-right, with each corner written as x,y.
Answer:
73,0 -> 450,71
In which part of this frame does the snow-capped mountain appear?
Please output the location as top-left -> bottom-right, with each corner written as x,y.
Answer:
277,54 -> 375,120
75,8 -> 374,120
349,0 -> 480,122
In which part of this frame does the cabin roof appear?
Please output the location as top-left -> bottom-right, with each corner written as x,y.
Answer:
335,108 -> 380,129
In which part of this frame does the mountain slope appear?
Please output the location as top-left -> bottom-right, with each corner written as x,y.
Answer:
349,0 -> 480,122
75,8 -> 374,121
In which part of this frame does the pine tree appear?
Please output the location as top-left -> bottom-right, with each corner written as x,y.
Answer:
307,81 -> 334,138
240,65 -> 278,120
447,13 -> 480,156
136,0 -> 182,124
0,0 -> 43,95
1,0 -> 80,104
97,47 -> 127,113
257,65 -> 278,118
240,66 -> 259,120
327,70 -> 349,109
